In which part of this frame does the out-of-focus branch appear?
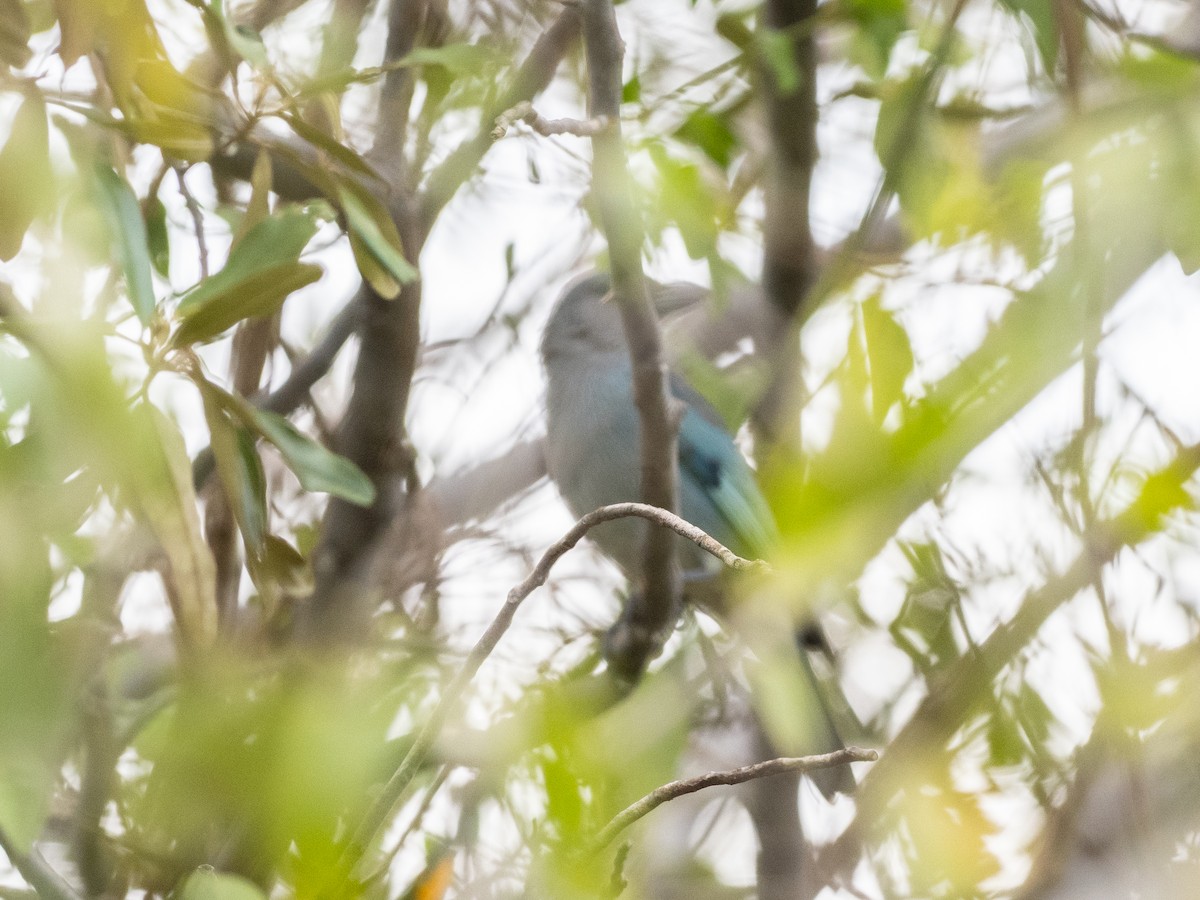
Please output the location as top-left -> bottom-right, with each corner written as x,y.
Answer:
490,101 -> 610,139
368,0 -> 428,188
817,441 -> 1200,885
0,827 -> 81,900
581,0 -> 681,681
419,6 -> 582,230
346,501 -> 758,874
590,746 -> 878,853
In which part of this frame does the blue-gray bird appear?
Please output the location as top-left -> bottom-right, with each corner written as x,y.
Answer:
541,271 -> 850,795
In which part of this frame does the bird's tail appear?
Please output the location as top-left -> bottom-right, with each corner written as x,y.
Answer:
739,610 -> 858,799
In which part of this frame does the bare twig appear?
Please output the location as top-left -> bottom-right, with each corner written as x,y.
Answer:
173,164 -> 209,280
582,0 -> 682,681
590,747 -> 879,852
342,501 -> 764,873
491,101 -> 611,140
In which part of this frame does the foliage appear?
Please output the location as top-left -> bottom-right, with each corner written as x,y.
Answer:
0,0 -> 1199,898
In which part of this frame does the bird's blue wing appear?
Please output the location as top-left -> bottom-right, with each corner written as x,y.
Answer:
670,374 -> 776,560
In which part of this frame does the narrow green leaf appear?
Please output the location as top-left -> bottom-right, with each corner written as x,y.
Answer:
998,0 -> 1058,73
337,185 -> 418,298
201,387 -> 268,554
0,0 -> 32,67
94,165 -> 157,324
173,205 -> 323,345
248,408 -> 375,506
859,294 -> 913,423
178,869 -> 267,900
144,194 -> 171,277
141,405 -> 219,646
0,95 -> 52,261
282,111 -> 384,181
173,262 -> 321,346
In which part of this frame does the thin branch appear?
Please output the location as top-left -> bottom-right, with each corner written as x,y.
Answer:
174,164 -> 209,280
817,441 -> 1200,884
590,747 -> 878,852
342,501 -> 764,874
582,0 -> 682,681
491,101 -> 612,139
419,5 -> 582,229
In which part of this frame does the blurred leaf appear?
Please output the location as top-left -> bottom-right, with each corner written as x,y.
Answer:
178,868 -> 268,900
261,534 -> 312,597
401,43 -> 503,77
998,0 -> 1058,74
674,108 -> 738,169
875,75 -> 949,232
858,293 -> 913,424
647,144 -> 720,259
1119,50 -> 1200,98
756,28 -> 801,96
247,408 -> 375,506
94,164 -> 157,325
0,94 -> 53,260
142,405 -> 220,646
173,206 -> 323,345
539,751 -> 586,839
337,184 -> 418,299
51,0 -> 99,66
621,72 -> 641,104
237,150 -> 273,245
845,0 -> 907,79
0,0 -> 32,67
896,771 -> 1001,895
986,703 -> 1026,768
144,194 -> 171,278
716,12 -> 754,51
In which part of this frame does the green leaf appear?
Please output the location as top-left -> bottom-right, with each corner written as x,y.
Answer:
144,194 -> 171,278
94,165 -> 157,324
173,205 -> 323,345
0,0 -> 32,67
282,111 -> 384,181
247,408 -> 376,506
674,108 -> 738,169
337,185 -> 418,299
173,262 -> 322,346
998,0 -> 1058,74
756,28 -> 801,95
201,387 -> 268,554
141,405 -> 220,645
0,95 -> 52,260
178,868 -> 268,900
400,43 -> 503,77
845,0 -> 907,79
858,293 -> 913,423
647,144 -> 720,259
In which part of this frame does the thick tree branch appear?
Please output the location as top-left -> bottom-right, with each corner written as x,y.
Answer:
582,0 -> 682,681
